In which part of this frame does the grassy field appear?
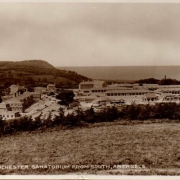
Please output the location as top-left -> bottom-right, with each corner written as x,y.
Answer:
0,121 -> 180,175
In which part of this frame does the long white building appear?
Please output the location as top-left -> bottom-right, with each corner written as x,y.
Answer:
78,81 -> 180,104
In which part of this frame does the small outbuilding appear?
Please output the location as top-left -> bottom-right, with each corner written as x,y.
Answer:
143,93 -> 158,102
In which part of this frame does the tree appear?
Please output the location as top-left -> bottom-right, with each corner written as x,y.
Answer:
56,90 -> 75,105
27,87 -> 34,92
136,78 -> 159,84
42,78 -> 47,82
158,78 -> 179,85
48,92 -> 55,96
25,77 -> 35,86
84,106 -> 96,123
0,116 -> 5,135
18,88 -> 26,95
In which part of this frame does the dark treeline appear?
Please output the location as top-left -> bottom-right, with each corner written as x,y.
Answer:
106,78 -> 180,86
136,78 -> 180,85
0,103 -> 180,136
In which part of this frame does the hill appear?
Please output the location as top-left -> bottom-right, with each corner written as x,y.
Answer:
0,60 -> 89,88
0,60 -> 55,71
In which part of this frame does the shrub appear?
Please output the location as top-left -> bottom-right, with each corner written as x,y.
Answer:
56,90 -> 75,105
33,114 -> 42,129
16,116 -> 34,131
0,116 -> 6,135
64,113 -> 83,127
84,107 -> 96,123
137,105 -> 151,120
42,112 -> 53,128
1,102 -> 180,137
122,104 -> 141,120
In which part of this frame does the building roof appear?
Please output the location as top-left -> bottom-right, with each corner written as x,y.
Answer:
106,89 -> 151,94
142,84 -> 159,87
156,88 -> 180,92
108,83 -> 133,87
47,84 -> 55,87
35,87 -> 46,90
164,95 -> 177,98
15,93 -> 32,100
0,110 -> 19,115
29,92 -> 41,95
4,98 -> 23,104
4,92 -> 31,103
91,87 -> 131,91
117,83 -> 133,87
159,85 -> 180,88
144,93 -> 158,98
10,84 -> 25,89
9,84 -> 17,88
4,92 -> 40,104
80,80 -> 104,85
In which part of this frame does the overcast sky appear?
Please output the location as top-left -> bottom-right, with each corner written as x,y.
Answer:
1,2 -> 180,66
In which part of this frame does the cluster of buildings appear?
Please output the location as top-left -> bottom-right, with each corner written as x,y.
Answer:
78,80 -> 180,104
0,84 -> 56,120
2,79 -> 180,120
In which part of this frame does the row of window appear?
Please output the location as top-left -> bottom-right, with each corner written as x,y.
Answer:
92,90 -> 107,93
143,98 -> 158,101
83,91 -> 90,93
163,91 -> 180,94
33,94 -> 41,97
12,107 -> 22,111
164,98 -> 180,101
0,114 -> 14,118
10,104 -> 22,107
106,92 -> 148,96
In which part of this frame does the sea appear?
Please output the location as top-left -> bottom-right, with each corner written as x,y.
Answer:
58,66 -> 180,81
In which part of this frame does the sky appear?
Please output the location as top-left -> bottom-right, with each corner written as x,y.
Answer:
1,2 -> 180,66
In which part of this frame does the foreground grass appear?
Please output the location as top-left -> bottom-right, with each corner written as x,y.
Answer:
0,121 -> 180,175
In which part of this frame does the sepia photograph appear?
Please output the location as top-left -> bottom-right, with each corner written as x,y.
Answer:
0,0 -> 180,179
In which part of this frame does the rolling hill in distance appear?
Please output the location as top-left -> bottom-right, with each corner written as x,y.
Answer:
0,60 -> 89,87
58,66 -> 180,81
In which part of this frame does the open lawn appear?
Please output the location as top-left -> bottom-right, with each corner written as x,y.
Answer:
0,121 -> 180,175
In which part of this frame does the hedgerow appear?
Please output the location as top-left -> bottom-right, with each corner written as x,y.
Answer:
0,102 -> 180,136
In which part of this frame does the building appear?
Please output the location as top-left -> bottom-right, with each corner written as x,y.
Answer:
107,83 -> 133,88
9,84 -> 19,94
0,102 -> 8,111
163,95 -> 180,102
0,111 -> 20,120
30,92 -> 41,102
142,93 -> 159,102
47,84 -> 56,92
3,92 -> 41,113
104,89 -> 152,104
9,84 -> 26,98
156,88 -> 180,95
159,85 -> 180,89
77,81 -> 180,104
68,100 -> 80,108
34,87 -> 47,94
79,80 -> 106,90
142,84 -> 159,91
5,98 -> 25,112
